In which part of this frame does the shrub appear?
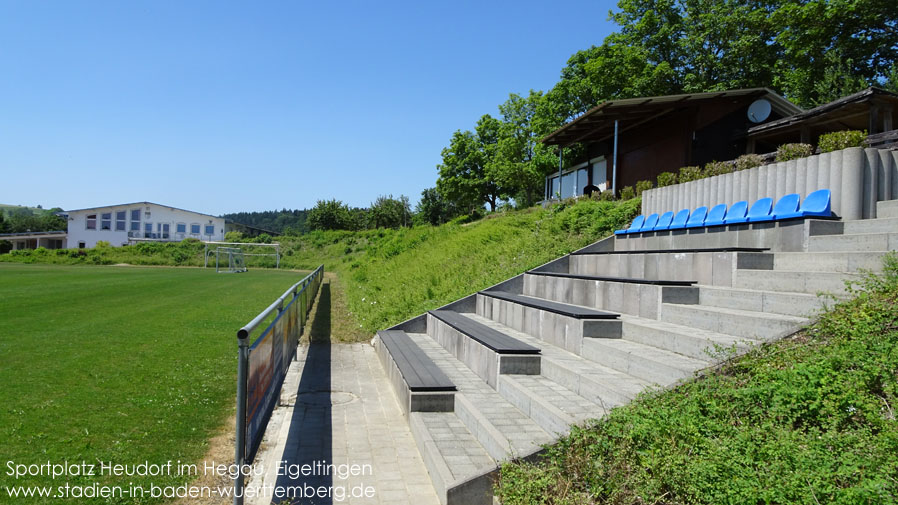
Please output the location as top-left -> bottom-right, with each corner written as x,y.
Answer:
678,165 -> 703,183
619,186 -> 635,200
703,160 -> 731,178
734,153 -> 765,171
224,231 -> 245,242
818,129 -> 868,152
656,172 -> 677,187
598,190 -> 615,201
635,180 -> 653,197
775,143 -> 814,162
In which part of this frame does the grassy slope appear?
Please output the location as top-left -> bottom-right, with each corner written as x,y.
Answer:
0,203 -> 44,216
496,254 -> 898,505
1,198 -> 641,337
0,264 -> 308,504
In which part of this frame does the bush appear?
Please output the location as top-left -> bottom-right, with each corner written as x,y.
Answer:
678,165 -> 703,183
597,190 -> 615,201
619,186 -> 635,200
818,129 -> 868,152
634,180 -> 653,197
656,172 -> 677,187
734,153 -> 765,171
775,143 -> 814,162
703,160 -> 731,177
224,231 -> 245,242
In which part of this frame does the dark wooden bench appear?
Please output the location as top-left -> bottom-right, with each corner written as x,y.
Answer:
479,291 -> 619,320
526,271 -> 696,286
379,330 -> 456,392
429,310 -> 539,354
571,246 -> 770,256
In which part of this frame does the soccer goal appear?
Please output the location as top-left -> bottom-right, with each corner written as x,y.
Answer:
213,247 -> 247,273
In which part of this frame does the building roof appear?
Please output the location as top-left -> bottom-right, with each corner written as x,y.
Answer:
63,201 -> 221,220
747,86 -> 898,138
541,88 -> 802,146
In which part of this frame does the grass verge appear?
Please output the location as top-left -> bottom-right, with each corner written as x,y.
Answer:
495,253 -> 898,505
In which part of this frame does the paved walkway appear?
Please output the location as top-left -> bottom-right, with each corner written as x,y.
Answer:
248,343 -> 440,505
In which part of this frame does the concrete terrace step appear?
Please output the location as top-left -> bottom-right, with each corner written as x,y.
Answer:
877,199 -> 898,218
762,251 -> 886,273
808,232 -> 898,252
619,315 -> 756,361
497,374 -> 607,436
406,332 -> 553,461
697,284 -> 826,318
580,337 -> 710,385
733,269 -> 858,295
660,302 -> 807,340
461,312 -> 649,409
842,217 -> 898,235
410,412 -> 495,505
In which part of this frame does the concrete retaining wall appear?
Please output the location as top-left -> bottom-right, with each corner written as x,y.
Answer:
642,147 -> 898,220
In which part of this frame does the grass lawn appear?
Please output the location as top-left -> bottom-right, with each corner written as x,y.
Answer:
0,263 -> 308,504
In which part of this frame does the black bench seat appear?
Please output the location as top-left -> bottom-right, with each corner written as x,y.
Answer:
378,330 -> 456,392
479,291 -> 619,320
429,310 -> 539,355
526,270 -> 696,287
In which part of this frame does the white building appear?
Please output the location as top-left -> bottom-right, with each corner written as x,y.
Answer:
65,202 -> 226,248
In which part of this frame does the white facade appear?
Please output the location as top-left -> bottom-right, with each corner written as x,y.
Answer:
66,202 -> 226,248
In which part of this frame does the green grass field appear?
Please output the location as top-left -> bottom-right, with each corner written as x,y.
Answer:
0,264 -> 308,504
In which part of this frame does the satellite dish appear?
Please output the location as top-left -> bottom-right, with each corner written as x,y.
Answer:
747,99 -> 771,123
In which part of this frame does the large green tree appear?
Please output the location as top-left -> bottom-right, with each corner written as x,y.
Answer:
436,115 -> 505,212
368,194 -> 412,229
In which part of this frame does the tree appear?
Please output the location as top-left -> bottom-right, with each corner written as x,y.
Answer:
415,187 -> 458,225
436,115 -> 505,212
368,195 -> 412,229
307,199 -> 354,231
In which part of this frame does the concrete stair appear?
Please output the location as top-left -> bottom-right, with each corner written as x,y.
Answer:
375,209 -> 896,505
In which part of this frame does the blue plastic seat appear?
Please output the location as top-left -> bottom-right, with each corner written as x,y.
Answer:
724,201 -> 749,224
776,189 -> 832,219
684,206 -> 708,228
654,211 -> 674,230
746,197 -> 774,222
668,208 -> 690,230
639,213 -> 659,232
704,203 -> 728,226
614,214 -> 645,235
771,193 -> 800,220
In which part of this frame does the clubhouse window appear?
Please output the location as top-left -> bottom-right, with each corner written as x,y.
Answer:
176,223 -> 186,233
86,214 -> 96,230
191,224 -> 200,234
131,209 -> 140,221
204,225 -> 214,235
116,211 -> 126,231
101,213 -> 112,230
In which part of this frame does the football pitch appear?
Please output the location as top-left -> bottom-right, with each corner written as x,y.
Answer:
0,263 -> 309,503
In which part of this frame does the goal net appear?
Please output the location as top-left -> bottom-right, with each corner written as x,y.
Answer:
215,247 -> 248,273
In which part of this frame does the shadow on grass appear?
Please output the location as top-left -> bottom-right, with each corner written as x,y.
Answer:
308,281 -> 331,343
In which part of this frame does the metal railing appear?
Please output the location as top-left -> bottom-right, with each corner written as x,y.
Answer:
233,265 -> 324,504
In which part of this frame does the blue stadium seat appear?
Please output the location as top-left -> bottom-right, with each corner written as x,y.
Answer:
669,208 -> 690,230
639,213 -> 659,232
771,193 -> 800,220
654,211 -> 674,230
614,214 -> 644,235
704,203 -> 728,226
746,197 -> 774,222
724,201 -> 749,224
777,189 -> 832,219
684,206 -> 708,228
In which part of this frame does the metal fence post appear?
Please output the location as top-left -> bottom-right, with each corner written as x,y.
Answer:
234,334 -> 249,505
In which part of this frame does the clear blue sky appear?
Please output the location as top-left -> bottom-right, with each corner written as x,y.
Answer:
0,1 -> 617,215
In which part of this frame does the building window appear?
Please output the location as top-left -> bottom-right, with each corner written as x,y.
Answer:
204,225 -> 214,235
144,222 -> 153,238
176,223 -> 186,233
130,221 -> 140,231
191,224 -> 200,234
116,211 -> 126,231
101,213 -> 112,230
86,214 -> 97,230
78,241 -> 86,249
131,209 -> 140,222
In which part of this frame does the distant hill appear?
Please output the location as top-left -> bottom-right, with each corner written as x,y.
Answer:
0,204 -> 47,217
0,204 -> 66,233
221,208 -> 309,235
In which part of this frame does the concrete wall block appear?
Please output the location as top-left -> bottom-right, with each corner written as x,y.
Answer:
582,319 -> 623,338
863,148 -> 880,218
795,157 -> 807,198
498,355 -> 541,375
711,252 -> 736,287
818,152 -> 831,194
877,150 -> 892,202
691,252 -> 713,285
637,284 -> 662,319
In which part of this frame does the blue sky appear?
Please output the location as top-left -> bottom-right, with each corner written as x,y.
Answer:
0,1 -> 617,215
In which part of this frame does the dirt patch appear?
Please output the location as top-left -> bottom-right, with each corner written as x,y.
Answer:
169,414 -> 236,505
